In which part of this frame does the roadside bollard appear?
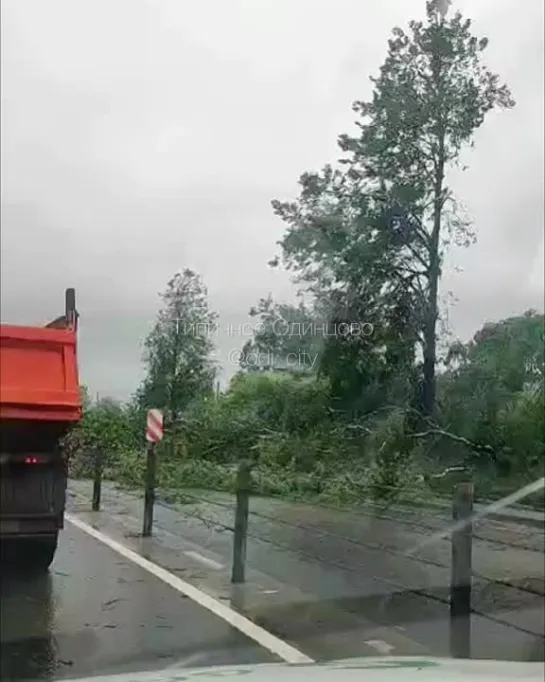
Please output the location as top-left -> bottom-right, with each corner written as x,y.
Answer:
142,441 -> 157,537
231,461 -> 251,584
92,449 -> 102,512
450,481 -> 474,658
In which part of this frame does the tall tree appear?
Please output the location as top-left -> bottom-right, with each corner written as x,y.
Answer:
272,0 -> 514,419
138,269 -> 217,423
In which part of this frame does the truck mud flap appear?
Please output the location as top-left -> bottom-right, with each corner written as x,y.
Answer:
0,465 -> 66,518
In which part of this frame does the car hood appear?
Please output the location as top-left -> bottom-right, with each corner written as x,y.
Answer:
76,657 -> 544,682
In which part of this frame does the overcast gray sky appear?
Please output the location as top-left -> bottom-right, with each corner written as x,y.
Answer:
1,0 -> 543,400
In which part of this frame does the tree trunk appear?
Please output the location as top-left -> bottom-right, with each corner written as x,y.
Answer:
420,36 -> 448,420
422,254 -> 438,418
422,129 -> 445,419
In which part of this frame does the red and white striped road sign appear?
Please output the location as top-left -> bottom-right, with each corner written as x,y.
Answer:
146,409 -> 163,443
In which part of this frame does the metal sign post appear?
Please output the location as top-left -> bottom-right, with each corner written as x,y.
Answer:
142,409 -> 163,537
450,482 -> 474,658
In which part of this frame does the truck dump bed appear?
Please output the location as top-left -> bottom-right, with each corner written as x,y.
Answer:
0,291 -> 81,423
1,290 -> 80,568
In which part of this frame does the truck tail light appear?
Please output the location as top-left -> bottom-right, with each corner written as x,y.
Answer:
0,453 -> 55,465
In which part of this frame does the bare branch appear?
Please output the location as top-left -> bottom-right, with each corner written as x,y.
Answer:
411,428 -> 494,456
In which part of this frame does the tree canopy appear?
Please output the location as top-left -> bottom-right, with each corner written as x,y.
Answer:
271,0 -> 514,419
136,269 -> 217,424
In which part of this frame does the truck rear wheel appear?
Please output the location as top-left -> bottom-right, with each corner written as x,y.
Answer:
1,533 -> 58,574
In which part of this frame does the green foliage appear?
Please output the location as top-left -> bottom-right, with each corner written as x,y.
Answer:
72,309 -> 543,509
68,391 -> 142,478
497,391 -> 545,474
240,296 -> 323,374
179,373 -> 332,465
439,312 -> 545,478
446,310 -> 544,391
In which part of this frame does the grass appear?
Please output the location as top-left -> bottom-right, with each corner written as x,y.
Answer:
72,448 -> 437,512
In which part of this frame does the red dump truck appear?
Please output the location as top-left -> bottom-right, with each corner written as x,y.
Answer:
0,288 -> 82,572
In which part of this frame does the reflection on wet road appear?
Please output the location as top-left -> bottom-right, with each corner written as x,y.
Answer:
1,573 -> 56,680
0,524 -> 275,681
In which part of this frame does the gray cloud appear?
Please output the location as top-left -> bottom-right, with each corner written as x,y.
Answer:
1,0 -> 543,400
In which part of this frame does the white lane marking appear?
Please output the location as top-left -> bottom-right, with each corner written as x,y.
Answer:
184,550 -> 223,570
262,590 -> 279,594
364,640 -> 395,654
65,514 -> 313,665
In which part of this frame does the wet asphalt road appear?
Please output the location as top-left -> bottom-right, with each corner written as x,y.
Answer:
4,482 -> 542,682
0,523 -> 275,682
66,481 -> 544,664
